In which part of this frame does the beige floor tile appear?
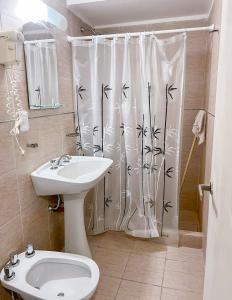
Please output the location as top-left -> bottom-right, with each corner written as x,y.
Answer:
116,280 -> 161,300
133,240 -> 167,258
167,246 -> 203,263
163,269 -> 204,293
161,287 -> 203,300
123,254 -> 165,286
93,247 -> 130,278
95,231 -> 136,253
91,276 -> 121,300
165,259 -> 204,274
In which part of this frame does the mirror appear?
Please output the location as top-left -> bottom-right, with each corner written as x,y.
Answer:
23,22 -> 60,109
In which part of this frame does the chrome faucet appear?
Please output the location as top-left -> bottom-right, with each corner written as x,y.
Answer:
57,154 -> 71,166
50,154 -> 71,169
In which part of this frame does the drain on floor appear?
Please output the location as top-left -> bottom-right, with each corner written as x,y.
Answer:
57,292 -> 65,297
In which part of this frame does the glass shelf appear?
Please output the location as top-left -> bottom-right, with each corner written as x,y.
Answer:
30,103 -> 63,110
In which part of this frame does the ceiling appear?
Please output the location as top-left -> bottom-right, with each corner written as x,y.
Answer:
66,0 -> 214,29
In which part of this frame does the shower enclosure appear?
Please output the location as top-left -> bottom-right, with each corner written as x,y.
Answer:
71,33 -> 186,241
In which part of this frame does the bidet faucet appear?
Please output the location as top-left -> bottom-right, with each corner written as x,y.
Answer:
25,243 -> 35,258
10,252 -> 20,266
4,264 -> 15,281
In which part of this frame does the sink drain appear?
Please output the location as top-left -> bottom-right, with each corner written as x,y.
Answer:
57,292 -> 65,297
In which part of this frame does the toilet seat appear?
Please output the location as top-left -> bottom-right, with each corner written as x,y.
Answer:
0,251 -> 99,300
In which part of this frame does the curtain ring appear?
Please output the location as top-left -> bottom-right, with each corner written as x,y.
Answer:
93,35 -> 98,44
141,32 -> 145,37
139,32 -> 145,42
126,33 -> 131,40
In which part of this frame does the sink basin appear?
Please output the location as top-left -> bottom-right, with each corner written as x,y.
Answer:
31,156 -> 113,258
31,156 -> 113,196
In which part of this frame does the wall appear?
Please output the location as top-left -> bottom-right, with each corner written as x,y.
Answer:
97,19 -> 209,232
0,0 -> 85,298
203,0 -> 232,297
202,0 -> 222,255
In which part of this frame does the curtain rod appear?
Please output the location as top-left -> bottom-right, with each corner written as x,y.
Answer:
24,39 -> 56,44
67,24 -> 216,42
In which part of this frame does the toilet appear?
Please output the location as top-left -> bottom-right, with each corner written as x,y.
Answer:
0,250 -> 99,300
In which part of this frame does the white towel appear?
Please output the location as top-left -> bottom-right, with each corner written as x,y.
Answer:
192,110 -> 206,145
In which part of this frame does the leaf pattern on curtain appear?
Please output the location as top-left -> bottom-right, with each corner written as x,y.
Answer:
72,33 -> 186,240
161,83 -> 178,236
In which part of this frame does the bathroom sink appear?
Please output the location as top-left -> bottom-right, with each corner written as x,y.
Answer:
31,156 -> 113,196
31,156 -> 113,258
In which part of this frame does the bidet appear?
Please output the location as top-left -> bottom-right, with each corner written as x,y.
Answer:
0,250 -> 100,300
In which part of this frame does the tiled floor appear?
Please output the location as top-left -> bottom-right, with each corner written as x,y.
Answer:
89,231 -> 204,300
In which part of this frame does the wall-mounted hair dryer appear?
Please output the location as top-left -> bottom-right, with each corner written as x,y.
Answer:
0,31 -> 24,65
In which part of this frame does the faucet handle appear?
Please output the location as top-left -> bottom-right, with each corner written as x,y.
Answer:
63,157 -> 70,163
4,264 -> 15,281
25,243 -> 35,258
10,251 -> 20,266
50,159 -> 58,169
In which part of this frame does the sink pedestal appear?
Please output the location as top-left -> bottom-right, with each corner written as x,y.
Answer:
63,192 -> 92,258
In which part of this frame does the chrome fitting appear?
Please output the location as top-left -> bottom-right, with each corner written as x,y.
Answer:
10,252 -> 20,267
4,264 -> 15,281
50,159 -> 58,170
25,243 -> 35,258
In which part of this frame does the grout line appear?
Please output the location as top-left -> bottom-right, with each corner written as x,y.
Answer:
160,286 -> 164,300
114,278 -> 123,300
161,286 -> 203,297
161,254 -> 167,288
0,108 -> 213,124
121,248 -> 131,277
0,111 -> 75,124
15,172 -> 25,247
116,277 -> 164,288
98,273 -> 123,281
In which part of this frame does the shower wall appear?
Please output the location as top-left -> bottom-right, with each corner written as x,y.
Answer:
97,19 -> 209,232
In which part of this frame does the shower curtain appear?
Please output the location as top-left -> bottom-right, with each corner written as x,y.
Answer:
72,33 -> 186,239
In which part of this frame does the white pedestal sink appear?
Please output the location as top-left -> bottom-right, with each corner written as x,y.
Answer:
31,156 -> 113,258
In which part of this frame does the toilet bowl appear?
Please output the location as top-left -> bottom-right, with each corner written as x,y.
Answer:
0,250 -> 99,300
